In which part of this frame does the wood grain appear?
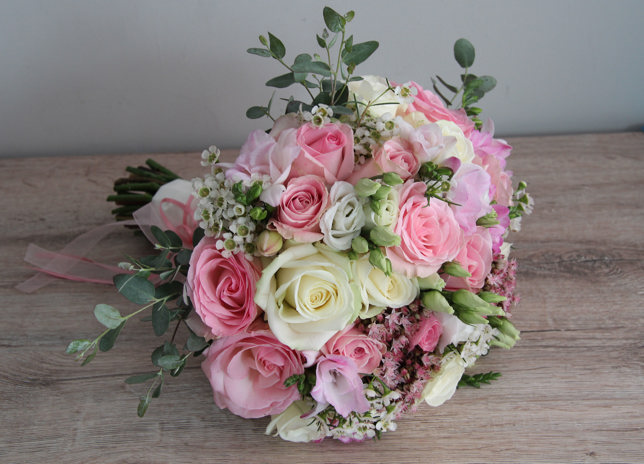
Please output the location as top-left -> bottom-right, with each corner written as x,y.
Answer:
1,132 -> 642,463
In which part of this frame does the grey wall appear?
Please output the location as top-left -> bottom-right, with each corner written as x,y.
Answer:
1,0 -> 643,158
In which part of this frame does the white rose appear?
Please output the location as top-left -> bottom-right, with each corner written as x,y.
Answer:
433,311 -> 476,352
348,75 -> 400,119
265,400 -> 328,443
320,182 -> 366,251
353,254 -> 419,318
255,243 -> 361,351
421,352 -> 465,407
434,120 -> 475,165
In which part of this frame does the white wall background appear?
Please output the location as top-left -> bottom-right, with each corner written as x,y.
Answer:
1,0 -> 643,158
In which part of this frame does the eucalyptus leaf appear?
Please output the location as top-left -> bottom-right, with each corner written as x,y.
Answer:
150,226 -> 169,247
164,230 -> 182,248
454,38 -> 475,68
175,249 -> 192,266
246,47 -> 271,57
185,332 -> 209,352
155,281 -> 183,300
192,227 -> 205,248
81,346 -> 98,366
113,274 -> 156,304
323,6 -> 343,32
267,32 -> 286,59
94,304 -> 124,329
66,339 -> 92,354
329,105 -> 353,115
137,396 -> 150,417
151,383 -> 163,398
99,321 -> 125,352
266,72 -> 296,88
316,34 -> 326,48
342,41 -> 379,66
157,354 -> 182,370
246,106 -> 267,119
435,75 -> 458,93
151,304 -> 170,336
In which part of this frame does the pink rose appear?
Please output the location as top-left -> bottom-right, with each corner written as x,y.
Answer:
321,325 -> 386,374
444,227 -> 493,292
408,314 -> 442,352
201,330 -> 304,419
447,162 -> 493,234
291,122 -> 355,184
405,81 -> 475,137
227,128 -> 301,185
387,181 -> 463,278
311,355 -> 370,418
187,237 -> 261,337
270,175 -> 329,242
373,137 -> 420,180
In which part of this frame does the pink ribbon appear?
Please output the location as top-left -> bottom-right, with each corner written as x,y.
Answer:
17,179 -> 198,293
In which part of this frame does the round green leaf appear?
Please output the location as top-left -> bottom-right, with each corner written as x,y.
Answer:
94,304 -> 124,329
454,38 -> 475,68
113,274 -> 156,305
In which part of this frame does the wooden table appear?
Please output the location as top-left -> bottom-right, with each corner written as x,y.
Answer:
1,132 -> 642,463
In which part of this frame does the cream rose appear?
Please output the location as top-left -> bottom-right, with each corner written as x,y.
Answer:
421,352 -> 465,407
348,75 -> 400,119
265,399 -> 328,443
353,254 -> 419,318
435,120 -> 475,165
255,244 -> 361,351
320,182 -> 366,251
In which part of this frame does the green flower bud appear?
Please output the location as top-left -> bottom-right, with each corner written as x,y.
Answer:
451,289 -> 491,311
249,206 -> 268,222
421,290 -> 454,314
259,35 -> 268,46
457,309 -> 489,325
489,316 -> 520,339
372,185 -> 392,201
417,273 -> 446,291
351,236 -> 369,254
382,172 -> 404,186
369,226 -> 401,247
478,291 -> 507,304
355,178 -> 381,198
476,211 -> 500,228
368,248 -> 390,275
443,261 -> 471,278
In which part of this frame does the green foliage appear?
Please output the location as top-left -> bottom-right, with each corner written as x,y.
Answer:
458,371 -> 501,389
113,274 -> 156,305
431,37 -> 498,129
247,6 -> 379,120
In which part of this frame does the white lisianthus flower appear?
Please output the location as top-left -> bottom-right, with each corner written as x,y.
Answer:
320,182 -> 366,251
348,75 -> 400,119
353,254 -> 419,318
421,352 -> 465,407
435,120 -> 475,165
363,185 -> 399,230
265,400 -> 328,443
255,243 -> 361,351
433,311 -> 476,352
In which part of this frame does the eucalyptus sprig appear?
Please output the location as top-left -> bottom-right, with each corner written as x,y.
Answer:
66,227 -> 210,416
246,6 -> 378,120
431,38 -> 497,129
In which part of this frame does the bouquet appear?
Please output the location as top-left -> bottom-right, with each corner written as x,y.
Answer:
58,7 -> 532,443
